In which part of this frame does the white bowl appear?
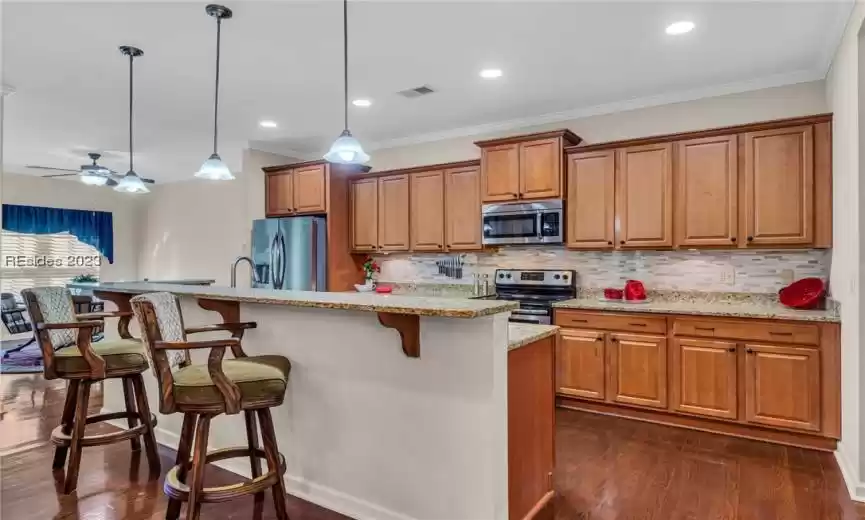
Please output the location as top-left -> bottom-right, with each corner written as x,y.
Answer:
355,284 -> 375,293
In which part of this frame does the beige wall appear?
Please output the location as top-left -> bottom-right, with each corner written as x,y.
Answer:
136,149 -> 297,286
826,0 -> 865,502
368,80 -> 828,171
0,171 -> 144,282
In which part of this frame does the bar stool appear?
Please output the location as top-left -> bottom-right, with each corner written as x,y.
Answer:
21,287 -> 160,494
130,292 -> 290,520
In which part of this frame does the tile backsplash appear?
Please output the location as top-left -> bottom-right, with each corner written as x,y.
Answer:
373,247 -> 831,294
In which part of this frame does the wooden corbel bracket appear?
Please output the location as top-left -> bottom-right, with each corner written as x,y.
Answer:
197,299 -> 241,323
377,312 -> 420,358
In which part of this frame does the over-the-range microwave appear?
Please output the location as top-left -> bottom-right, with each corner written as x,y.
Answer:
481,199 -> 563,246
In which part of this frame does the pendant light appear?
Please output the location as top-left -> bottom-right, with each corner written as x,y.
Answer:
196,4 -> 234,180
324,0 -> 369,165
114,46 -> 150,194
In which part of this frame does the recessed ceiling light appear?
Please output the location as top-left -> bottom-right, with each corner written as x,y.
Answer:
352,99 -> 372,107
480,68 -> 503,79
666,21 -> 695,35
259,120 -> 278,129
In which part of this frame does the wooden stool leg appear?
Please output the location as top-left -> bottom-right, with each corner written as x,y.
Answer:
122,376 -> 141,452
187,415 -> 212,520
166,413 -> 196,520
130,374 -> 160,473
52,380 -> 79,470
257,408 -> 289,520
244,410 -> 264,504
64,380 -> 92,494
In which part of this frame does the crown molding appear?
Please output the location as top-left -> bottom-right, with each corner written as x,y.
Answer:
365,69 -> 825,152
248,139 -> 314,161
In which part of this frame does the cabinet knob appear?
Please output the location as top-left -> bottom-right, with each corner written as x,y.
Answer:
595,337 -> 603,342
437,244 -> 442,248
619,240 -> 625,245
730,237 -> 737,243
610,337 -> 618,343
746,348 -> 754,354
747,236 -> 754,242
728,347 -> 736,353
607,241 -> 613,245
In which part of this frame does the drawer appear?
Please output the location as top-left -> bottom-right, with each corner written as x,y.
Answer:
672,318 -> 819,345
555,310 -> 666,334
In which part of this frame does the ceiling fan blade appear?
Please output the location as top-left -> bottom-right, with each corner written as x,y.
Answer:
26,165 -> 81,173
42,173 -> 80,178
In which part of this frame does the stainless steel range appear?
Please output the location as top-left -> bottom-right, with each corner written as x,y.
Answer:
493,269 -> 576,324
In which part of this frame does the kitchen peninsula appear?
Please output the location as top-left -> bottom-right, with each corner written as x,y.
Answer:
72,282 -> 558,520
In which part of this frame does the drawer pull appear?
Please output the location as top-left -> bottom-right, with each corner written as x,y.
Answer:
628,322 -> 647,327
695,327 -> 715,332
769,331 -> 793,336
570,319 -> 589,323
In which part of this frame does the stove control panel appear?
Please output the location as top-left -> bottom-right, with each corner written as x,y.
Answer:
494,269 -> 576,287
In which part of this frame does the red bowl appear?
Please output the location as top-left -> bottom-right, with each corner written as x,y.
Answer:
604,288 -> 624,300
779,278 -> 825,309
375,285 -> 393,294
624,280 -> 646,301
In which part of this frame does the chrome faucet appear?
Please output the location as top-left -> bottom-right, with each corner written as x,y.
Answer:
231,256 -> 260,288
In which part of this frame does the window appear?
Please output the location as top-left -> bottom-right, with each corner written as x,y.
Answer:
0,231 -> 101,297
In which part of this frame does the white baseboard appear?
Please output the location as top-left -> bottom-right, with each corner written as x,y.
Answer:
835,444 -> 865,502
102,408 -> 416,520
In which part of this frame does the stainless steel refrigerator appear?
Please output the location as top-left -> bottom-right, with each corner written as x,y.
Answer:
251,217 -> 327,291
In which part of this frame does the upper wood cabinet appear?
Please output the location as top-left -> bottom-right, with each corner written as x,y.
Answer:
675,135 -> 738,247
265,171 -> 293,217
292,164 -> 327,214
744,343 -> 820,432
377,174 -> 411,252
557,329 -> 606,401
670,338 -> 738,420
350,178 -> 379,252
616,143 -> 673,248
608,332 -> 668,409
742,126 -> 814,247
445,165 -> 482,251
410,170 -> 445,251
477,130 -> 582,203
566,150 -> 615,249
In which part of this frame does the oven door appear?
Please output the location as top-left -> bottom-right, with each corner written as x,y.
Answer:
510,307 -> 552,325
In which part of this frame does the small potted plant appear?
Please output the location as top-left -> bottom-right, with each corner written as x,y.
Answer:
357,257 -> 380,292
70,274 -> 98,295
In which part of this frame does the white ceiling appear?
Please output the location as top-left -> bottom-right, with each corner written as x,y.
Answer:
1,1 -> 853,183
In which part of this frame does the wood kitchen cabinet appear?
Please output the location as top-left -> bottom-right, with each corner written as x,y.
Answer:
608,332 -> 668,409
744,343 -> 820,432
350,178 -> 379,252
265,171 -> 293,216
292,163 -> 327,214
675,135 -> 738,247
566,150 -> 615,249
670,338 -> 738,420
444,165 -> 482,251
377,174 -> 410,252
557,329 -> 606,400
616,143 -> 673,248
477,130 -> 582,203
742,125 -> 814,246
410,170 -> 445,251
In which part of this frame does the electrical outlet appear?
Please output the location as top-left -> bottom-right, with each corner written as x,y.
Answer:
720,266 -> 735,286
781,269 -> 795,284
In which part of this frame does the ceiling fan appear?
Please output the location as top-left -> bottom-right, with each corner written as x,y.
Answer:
26,152 -> 155,188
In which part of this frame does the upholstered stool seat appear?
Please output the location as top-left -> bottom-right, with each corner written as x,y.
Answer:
54,338 -> 148,377
131,292 -> 291,520
21,287 -> 160,495
173,355 -> 291,410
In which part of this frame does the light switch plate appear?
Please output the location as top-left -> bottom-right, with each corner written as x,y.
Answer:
720,265 -> 735,286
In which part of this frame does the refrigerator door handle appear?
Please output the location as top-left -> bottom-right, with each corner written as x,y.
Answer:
310,219 -> 319,291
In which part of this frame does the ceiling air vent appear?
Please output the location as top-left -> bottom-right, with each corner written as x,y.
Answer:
397,85 -> 435,99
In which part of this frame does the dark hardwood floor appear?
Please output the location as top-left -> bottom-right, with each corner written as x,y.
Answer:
2,373 -> 863,519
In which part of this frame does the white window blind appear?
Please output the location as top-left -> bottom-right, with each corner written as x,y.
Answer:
0,231 -> 101,296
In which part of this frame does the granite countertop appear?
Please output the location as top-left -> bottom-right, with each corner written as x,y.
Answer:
70,282 -> 517,319
508,323 -> 560,350
553,293 -> 839,323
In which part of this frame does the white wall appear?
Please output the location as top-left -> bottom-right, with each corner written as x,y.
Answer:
0,171 -> 144,282
136,149 -> 296,286
826,0 -> 865,501
368,81 -> 828,171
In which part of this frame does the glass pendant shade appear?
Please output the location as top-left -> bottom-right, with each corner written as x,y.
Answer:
79,173 -> 109,186
195,152 -> 235,180
114,171 -> 150,193
324,130 -> 370,165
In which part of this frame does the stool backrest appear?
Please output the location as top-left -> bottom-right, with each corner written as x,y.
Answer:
130,292 -> 192,414
21,286 -> 78,379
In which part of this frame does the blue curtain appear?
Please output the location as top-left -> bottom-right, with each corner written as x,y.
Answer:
2,204 -> 114,263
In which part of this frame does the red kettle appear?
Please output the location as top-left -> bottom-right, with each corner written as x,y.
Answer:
624,280 -> 646,301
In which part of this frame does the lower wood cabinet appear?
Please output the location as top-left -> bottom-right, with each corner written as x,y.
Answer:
670,338 -> 738,420
608,333 -> 667,409
744,343 -> 820,432
557,329 -> 606,400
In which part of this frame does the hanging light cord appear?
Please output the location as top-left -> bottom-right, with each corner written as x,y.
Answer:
343,0 -> 348,131
213,15 -> 222,155
128,52 -> 134,173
